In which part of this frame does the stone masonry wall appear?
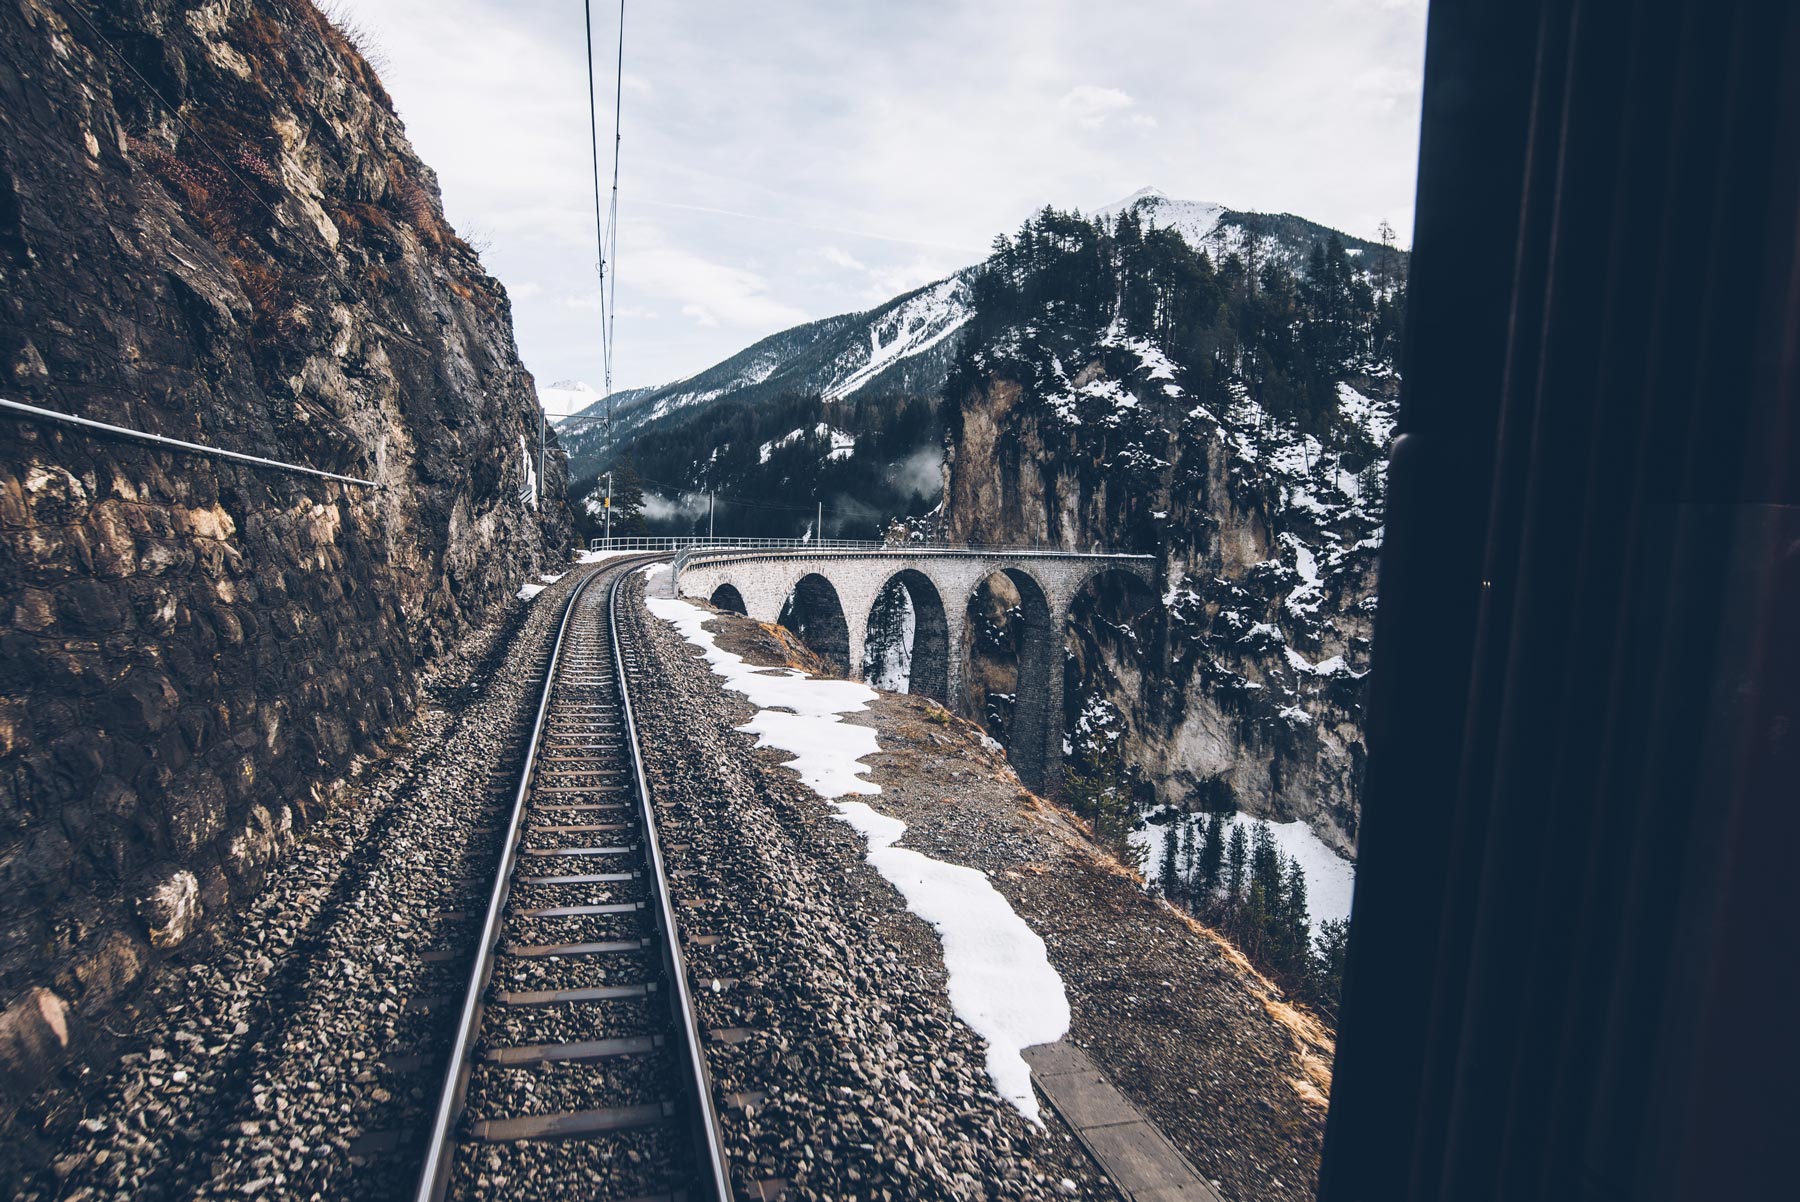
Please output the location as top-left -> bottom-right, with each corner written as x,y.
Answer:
0,0 -> 571,1092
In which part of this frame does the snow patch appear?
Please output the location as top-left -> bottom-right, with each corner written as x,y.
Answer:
644,593 -> 1070,1120
834,801 -> 1070,1123
644,594 -> 880,793
759,423 -> 857,465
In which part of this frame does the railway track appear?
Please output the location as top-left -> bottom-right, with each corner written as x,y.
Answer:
413,558 -> 732,1202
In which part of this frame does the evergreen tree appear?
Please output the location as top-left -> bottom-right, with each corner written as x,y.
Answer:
1224,822 -> 1249,908
1242,881 -> 1270,957
1177,807 -> 1196,900
608,462 -> 649,535
1282,853 -> 1312,980
1157,819 -> 1181,900
1249,820 -> 1281,901
1314,918 -> 1351,1016
1198,811 -> 1226,904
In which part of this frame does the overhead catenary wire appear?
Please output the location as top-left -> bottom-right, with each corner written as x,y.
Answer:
584,0 -> 626,452
604,0 -> 624,419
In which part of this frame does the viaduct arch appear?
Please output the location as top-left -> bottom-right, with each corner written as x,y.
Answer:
672,548 -> 1156,791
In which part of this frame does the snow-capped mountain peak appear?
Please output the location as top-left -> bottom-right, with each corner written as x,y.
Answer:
556,193 -> 1402,481
1097,187 -> 1230,251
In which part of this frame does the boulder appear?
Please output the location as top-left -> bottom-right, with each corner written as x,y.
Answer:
0,987 -> 73,1093
136,868 -> 202,949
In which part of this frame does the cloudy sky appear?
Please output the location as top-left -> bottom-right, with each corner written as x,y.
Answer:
337,0 -> 1429,412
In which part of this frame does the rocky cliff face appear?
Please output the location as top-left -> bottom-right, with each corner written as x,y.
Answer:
940,208 -> 1402,858
957,341 -> 1389,860
0,0 -> 569,1090
947,335 -> 1393,857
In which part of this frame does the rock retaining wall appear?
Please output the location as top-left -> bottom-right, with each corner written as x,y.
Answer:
0,0 -> 570,1092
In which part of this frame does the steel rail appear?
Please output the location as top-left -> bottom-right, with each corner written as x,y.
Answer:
0,396 -> 383,488
412,564 -> 612,1202
609,562 -> 735,1200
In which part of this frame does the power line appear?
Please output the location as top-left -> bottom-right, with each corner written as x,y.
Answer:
605,1 -> 624,428
584,0 -> 626,453
582,0 -> 608,411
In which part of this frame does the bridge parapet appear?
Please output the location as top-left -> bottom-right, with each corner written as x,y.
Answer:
668,545 -> 1156,791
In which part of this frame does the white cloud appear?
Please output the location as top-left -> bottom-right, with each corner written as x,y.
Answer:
1352,65 -> 1424,111
632,239 -> 810,331
1058,84 -> 1136,128
819,245 -> 869,272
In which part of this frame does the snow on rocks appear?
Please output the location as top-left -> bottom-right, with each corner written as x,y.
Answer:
1102,330 -> 1185,398
517,569 -> 573,601
1337,380 -> 1397,447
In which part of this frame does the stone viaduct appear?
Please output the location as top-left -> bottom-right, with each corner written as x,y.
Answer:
671,548 -> 1156,791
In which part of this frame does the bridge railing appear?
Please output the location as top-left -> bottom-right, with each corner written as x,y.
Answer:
588,536 -> 887,553
588,535 -> 1155,559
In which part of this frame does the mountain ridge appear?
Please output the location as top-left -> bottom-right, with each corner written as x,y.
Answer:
556,189 -> 1401,433
557,191 -> 1408,519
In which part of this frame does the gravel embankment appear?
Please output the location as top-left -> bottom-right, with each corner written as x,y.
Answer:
617,574 -> 1110,1202
7,563 -> 610,1202
662,592 -> 1336,1202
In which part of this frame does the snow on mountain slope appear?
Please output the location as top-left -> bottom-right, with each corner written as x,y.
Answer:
557,272 -> 975,483
823,275 -> 973,401
760,423 -> 857,463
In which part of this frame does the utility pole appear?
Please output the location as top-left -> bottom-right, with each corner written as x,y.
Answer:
708,491 -> 715,539
537,405 -> 546,511
603,469 -> 613,546
816,500 -> 823,542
